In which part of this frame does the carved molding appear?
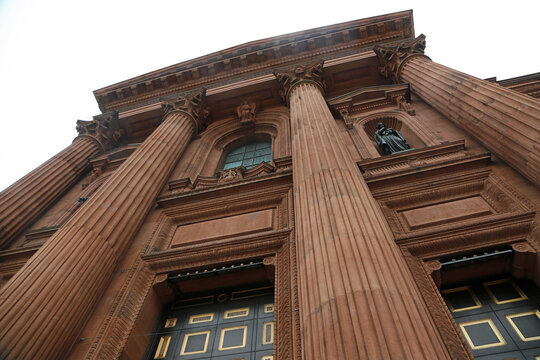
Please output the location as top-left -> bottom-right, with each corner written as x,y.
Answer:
373,34 -> 429,82
161,88 -> 210,133
75,111 -> 124,151
163,162 -> 284,199
402,249 -> 474,359
357,140 -> 475,183
273,60 -> 325,104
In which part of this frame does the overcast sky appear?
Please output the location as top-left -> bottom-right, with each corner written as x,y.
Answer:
0,0 -> 538,191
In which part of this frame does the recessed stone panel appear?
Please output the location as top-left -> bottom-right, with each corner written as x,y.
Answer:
401,196 -> 493,230
171,209 -> 273,247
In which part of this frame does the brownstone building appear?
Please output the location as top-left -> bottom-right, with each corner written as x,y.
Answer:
0,10 -> 539,360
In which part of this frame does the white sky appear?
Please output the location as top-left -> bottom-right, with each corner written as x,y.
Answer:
0,0 -> 538,191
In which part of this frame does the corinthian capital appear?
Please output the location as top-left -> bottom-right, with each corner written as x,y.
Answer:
373,34 -> 428,82
161,88 -> 210,133
75,111 -> 124,151
273,60 -> 325,104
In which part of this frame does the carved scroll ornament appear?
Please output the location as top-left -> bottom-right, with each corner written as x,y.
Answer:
76,111 -> 124,151
373,34 -> 428,82
273,60 -> 325,104
161,88 -> 210,133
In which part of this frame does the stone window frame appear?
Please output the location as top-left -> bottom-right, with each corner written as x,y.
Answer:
220,138 -> 273,171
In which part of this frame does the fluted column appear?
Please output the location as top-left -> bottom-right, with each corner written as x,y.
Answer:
274,62 -> 449,359
0,90 -> 209,360
375,35 -> 540,186
0,111 -> 123,249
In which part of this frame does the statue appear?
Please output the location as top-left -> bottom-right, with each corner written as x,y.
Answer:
374,122 -> 411,155
236,100 -> 257,125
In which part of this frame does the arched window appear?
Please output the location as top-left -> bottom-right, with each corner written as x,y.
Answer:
222,141 -> 271,170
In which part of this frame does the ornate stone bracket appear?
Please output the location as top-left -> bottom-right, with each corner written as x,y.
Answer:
161,88 -> 211,133
373,34 -> 430,82
424,260 -> 442,289
273,60 -> 325,104
511,242 -> 537,279
236,100 -> 257,126
339,109 -> 354,129
396,95 -> 415,115
75,111 -> 124,151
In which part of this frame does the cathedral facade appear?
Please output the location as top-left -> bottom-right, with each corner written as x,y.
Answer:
0,10 -> 539,360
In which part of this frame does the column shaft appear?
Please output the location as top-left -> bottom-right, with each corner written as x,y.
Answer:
0,137 -> 100,248
0,111 -> 195,360
400,56 -> 540,186
290,82 -> 449,359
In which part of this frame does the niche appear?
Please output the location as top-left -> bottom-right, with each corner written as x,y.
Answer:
363,116 -> 426,156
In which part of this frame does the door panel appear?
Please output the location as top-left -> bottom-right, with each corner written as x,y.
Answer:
146,287 -> 274,360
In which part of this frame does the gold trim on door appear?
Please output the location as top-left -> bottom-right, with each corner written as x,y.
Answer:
218,325 -> 248,351
188,313 -> 214,324
506,310 -> 540,342
262,321 -> 275,345
483,279 -> 527,304
180,330 -> 211,355
164,318 -> 177,328
153,335 -> 171,359
224,307 -> 250,319
459,319 -> 506,350
442,286 -> 482,312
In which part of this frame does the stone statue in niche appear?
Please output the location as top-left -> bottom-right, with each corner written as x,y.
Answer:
374,122 -> 411,155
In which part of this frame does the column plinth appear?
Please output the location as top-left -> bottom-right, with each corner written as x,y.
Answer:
375,35 -> 540,186
274,62 -> 450,359
0,90 -> 209,360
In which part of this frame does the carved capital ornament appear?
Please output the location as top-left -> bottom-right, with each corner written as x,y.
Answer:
273,60 -> 325,104
161,88 -> 210,133
373,34 -> 430,82
75,111 -> 124,151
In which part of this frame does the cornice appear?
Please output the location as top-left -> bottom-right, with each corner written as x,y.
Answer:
93,11 -> 414,112
142,228 -> 292,274
157,169 -> 292,209
400,211 -> 535,258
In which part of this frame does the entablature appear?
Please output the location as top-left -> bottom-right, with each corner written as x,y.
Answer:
94,11 -> 414,113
